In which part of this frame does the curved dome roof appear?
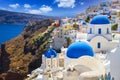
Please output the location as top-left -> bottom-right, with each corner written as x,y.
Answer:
45,48 -> 57,58
82,21 -> 87,25
90,15 -> 110,24
67,41 -> 94,58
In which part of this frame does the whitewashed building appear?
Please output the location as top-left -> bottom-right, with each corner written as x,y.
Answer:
52,27 -> 66,50
110,41 -> 120,80
53,27 -> 77,50
87,15 -> 118,53
41,41 -> 105,80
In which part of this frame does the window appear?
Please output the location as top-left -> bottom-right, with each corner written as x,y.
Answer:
98,28 -> 101,34
107,28 -> 109,34
98,42 -> 101,48
90,28 -> 92,34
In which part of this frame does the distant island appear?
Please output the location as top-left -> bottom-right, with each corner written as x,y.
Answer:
0,10 -> 55,24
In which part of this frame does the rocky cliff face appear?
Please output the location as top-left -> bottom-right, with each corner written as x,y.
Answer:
0,19 -> 55,80
0,44 -> 10,73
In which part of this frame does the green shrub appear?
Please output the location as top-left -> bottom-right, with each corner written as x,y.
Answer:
111,23 -> 118,30
85,16 -> 90,23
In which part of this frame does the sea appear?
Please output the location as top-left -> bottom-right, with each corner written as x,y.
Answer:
0,24 -> 25,46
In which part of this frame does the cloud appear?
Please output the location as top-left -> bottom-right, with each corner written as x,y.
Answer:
55,0 -> 75,8
39,5 -> 52,13
24,4 -> 31,9
28,5 -> 53,14
28,9 -> 41,14
80,2 -> 84,5
9,3 -> 20,9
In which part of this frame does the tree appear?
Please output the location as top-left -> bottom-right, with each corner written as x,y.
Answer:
100,75 -> 105,80
111,23 -> 118,30
73,24 -> 79,30
85,16 -> 90,23
66,37 -> 71,47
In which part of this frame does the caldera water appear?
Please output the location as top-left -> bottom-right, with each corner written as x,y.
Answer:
0,24 -> 25,46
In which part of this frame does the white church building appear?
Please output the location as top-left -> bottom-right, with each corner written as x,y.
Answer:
87,15 -> 118,53
41,41 -> 105,80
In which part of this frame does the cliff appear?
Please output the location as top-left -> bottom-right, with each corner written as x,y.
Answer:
0,19 -> 55,80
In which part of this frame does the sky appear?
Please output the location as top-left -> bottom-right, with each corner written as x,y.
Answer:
0,0 -> 107,17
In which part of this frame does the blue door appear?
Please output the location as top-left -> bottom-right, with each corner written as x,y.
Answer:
98,28 -> 101,34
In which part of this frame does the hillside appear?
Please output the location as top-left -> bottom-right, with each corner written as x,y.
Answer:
0,19 -> 55,80
0,10 -> 54,24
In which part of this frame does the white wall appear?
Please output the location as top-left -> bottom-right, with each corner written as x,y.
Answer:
53,28 -> 65,50
89,36 -> 109,53
109,41 -> 119,50
53,37 -> 65,50
64,56 -> 105,75
110,46 -> 120,80
82,27 -> 88,33
53,29 -> 78,50
89,36 -> 119,53
63,70 -> 80,80
111,15 -> 117,24
87,24 -> 112,41
64,30 -> 77,43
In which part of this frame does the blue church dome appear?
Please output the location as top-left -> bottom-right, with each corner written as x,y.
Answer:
67,41 -> 94,58
45,48 -> 57,58
82,21 -> 87,25
90,15 -> 110,24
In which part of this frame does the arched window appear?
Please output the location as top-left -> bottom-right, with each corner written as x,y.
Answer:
97,42 -> 101,48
